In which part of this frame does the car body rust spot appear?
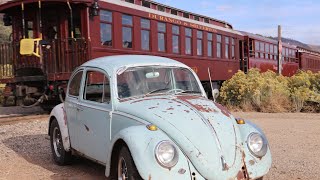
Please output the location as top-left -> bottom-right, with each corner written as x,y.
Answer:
214,102 -> 232,117
176,96 -> 218,113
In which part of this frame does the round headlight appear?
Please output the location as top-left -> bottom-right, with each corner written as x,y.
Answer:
247,132 -> 268,158
155,141 -> 179,168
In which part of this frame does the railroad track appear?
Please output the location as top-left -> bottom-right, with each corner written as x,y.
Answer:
0,106 -> 48,125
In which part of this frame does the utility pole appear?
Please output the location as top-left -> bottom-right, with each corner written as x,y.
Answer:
277,25 -> 282,75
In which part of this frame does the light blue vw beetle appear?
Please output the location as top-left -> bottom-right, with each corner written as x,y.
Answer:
48,55 -> 271,180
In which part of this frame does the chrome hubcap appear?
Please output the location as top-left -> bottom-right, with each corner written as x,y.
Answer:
118,157 -> 128,180
53,127 -> 62,157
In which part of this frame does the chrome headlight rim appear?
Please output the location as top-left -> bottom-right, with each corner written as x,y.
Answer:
247,132 -> 268,158
155,140 -> 179,169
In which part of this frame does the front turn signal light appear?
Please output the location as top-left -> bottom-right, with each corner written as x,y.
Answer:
147,124 -> 158,131
236,118 -> 245,124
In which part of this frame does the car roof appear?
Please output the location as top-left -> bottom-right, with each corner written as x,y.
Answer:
81,55 -> 189,74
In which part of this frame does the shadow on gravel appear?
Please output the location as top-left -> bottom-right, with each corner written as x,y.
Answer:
3,134 -> 106,179
0,106 -> 47,117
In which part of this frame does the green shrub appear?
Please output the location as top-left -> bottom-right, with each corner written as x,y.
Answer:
220,69 -> 319,112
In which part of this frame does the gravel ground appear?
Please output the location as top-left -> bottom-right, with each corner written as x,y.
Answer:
0,112 -> 319,179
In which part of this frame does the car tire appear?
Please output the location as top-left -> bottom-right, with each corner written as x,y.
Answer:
117,146 -> 142,180
50,119 -> 72,165
256,177 -> 263,180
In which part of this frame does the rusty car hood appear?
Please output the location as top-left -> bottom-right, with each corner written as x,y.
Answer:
117,95 -> 244,179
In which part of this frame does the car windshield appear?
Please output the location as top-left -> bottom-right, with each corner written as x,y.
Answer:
117,66 -> 201,99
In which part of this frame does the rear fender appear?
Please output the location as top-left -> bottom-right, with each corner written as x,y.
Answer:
48,103 -> 71,151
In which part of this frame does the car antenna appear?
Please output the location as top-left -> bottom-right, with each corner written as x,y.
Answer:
207,67 -> 219,102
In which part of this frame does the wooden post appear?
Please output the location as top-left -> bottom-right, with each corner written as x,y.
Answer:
277,25 -> 282,75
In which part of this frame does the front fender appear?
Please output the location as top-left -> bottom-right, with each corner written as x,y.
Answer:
238,120 -> 272,179
48,103 -> 71,152
106,125 -> 197,180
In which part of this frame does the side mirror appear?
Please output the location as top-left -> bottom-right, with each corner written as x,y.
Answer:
212,89 -> 219,102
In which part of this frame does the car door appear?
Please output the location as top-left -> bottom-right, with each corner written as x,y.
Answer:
76,68 -> 112,164
65,69 -> 84,151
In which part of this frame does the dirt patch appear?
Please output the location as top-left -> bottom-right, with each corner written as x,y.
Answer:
234,112 -> 320,180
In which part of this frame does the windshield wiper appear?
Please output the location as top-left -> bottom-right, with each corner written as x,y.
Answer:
176,90 -> 201,94
145,88 -> 170,96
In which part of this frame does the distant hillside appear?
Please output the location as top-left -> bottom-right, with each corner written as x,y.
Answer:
268,36 -> 319,53
309,45 -> 320,52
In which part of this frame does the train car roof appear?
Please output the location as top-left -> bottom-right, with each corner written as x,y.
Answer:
297,46 -> 320,56
240,31 -> 297,49
81,55 -> 189,75
145,0 -> 233,29
103,0 -> 242,36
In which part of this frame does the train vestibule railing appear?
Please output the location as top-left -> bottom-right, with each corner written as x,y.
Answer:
0,38 -> 89,83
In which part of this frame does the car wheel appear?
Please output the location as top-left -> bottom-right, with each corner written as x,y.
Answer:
256,177 -> 263,180
50,119 -> 72,165
117,146 -> 142,180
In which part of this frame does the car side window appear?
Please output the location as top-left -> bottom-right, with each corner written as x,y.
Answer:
68,70 -> 83,97
84,70 -> 111,103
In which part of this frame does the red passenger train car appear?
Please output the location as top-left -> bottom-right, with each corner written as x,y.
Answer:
240,31 -> 299,76
0,0 -> 243,107
297,46 -> 320,73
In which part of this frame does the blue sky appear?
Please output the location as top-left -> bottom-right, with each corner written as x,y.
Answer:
155,0 -> 320,45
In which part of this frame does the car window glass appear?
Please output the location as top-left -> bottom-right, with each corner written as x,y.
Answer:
68,71 -> 83,97
84,71 -> 111,103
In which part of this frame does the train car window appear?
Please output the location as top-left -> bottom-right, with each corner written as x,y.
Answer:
225,36 -> 229,59
142,0 -> 151,7
171,9 -> 178,15
26,21 -> 34,38
217,34 -> 222,58
68,71 -> 83,97
84,71 -> 111,103
158,22 -> 166,52
255,40 -> 259,58
122,14 -> 133,26
172,25 -> 180,53
141,18 -> 150,51
207,33 -> 213,57
100,10 -> 113,46
281,48 -> 285,61
265,43 -> 269,59
197,31 -> 203,56
183,13 -> 190,18
122,15 -> 133,48
125,0 -> 134,3
270,44 -> 274,60
260,42 -> 265,59
232,38 -> 235,59
101,10 -> 112,22
185,28 -> 192,55
157,5 -> 165,12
